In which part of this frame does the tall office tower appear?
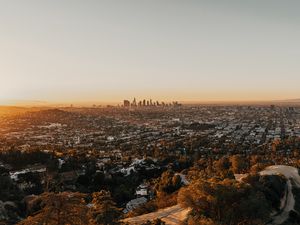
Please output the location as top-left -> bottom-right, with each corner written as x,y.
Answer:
156,101 -> 160,106
147,100 -> 150,106
123,100 -> 130,107
132,97 -> 137,107
150,99 -> 152,106
138,101 -> 142,107
143,99 -> 146,106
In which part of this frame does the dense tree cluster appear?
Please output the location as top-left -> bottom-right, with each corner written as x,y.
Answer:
17,191 -> 120,225
18,192 -> 89,225
0,150 -> 50,170
176,154 -> 289,225
178,178 -> 275,225
155,170 -> 182,195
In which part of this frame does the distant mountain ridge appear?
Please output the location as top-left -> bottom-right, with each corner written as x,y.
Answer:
278,98 -> 300,102
273,99 -> 300,105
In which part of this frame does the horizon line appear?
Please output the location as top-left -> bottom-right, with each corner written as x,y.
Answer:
1,98 -> 300,108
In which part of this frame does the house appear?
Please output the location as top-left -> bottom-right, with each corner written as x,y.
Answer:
136,184 -> 149,197
123,197 -> 147,213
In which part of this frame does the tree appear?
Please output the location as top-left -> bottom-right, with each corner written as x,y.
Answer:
18,172 -> 43,195
0,175 -> 23,202
213,157 -> 234,179
89,190 -> 121,225
141,219 -> 166,225
178,178 -> 271,225
214,157 -> 231,171
156,170 -> 182,195
186,216 -> 217,225
230,155 -> 247,174
44,159 -> 59,192
18,192 -> 90,225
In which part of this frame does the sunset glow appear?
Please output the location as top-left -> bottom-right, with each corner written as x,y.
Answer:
0,0 -> 300,105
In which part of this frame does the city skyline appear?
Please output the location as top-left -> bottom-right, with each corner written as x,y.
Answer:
1,0 -> 300,105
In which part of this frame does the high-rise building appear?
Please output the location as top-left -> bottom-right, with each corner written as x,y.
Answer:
123,100 -> 130,107
132,97 -> 137,107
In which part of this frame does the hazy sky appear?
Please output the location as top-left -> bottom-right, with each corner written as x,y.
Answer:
1,0 -> 300,105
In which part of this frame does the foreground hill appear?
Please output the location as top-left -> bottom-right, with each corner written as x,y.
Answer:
124,165 -> 300,225
260,165 -> 300,225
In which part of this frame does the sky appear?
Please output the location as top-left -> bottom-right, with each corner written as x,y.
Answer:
0,0 -> 300,105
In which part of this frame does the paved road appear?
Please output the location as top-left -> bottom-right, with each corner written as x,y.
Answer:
260,165 -> 300,225
122,205 -> 190,225
125,165 -> 300,225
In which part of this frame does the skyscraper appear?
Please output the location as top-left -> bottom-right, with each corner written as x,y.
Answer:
132,98 -> 137,107
123,100 -> 130,107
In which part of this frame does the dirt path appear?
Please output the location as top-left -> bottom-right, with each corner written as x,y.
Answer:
122,205 -> 190,225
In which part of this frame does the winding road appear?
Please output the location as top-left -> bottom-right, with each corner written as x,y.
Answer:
260,165 -> 300,225
124,165 -> 300,225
